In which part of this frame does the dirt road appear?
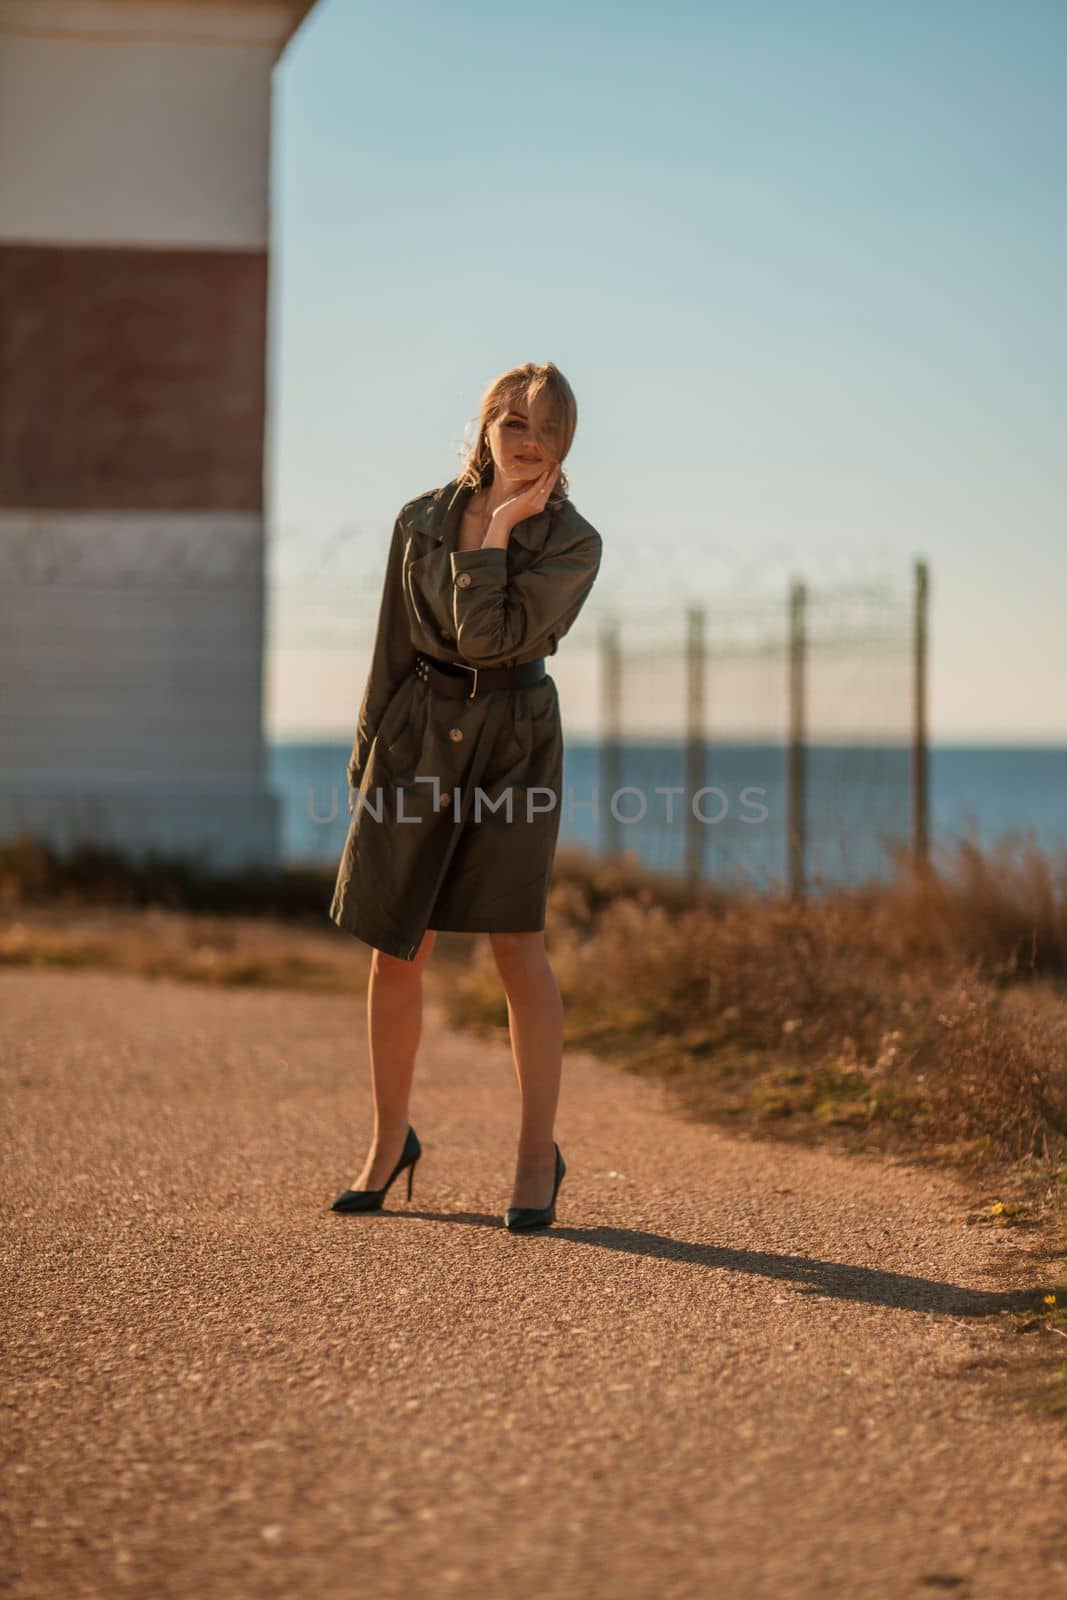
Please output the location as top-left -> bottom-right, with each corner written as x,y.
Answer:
3,967 -> 1065,1598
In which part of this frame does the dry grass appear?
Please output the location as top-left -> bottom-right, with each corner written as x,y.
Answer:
0,904 -> 364,993
0,831 -> 332,921
447,839 -> 1067,1239
5,827 -> 1067,1225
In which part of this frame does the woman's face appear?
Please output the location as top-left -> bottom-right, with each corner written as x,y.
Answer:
485,404 -> 556,487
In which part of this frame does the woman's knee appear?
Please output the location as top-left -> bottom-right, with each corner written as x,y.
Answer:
371,930 -> 436,980
488,930 -> 546,969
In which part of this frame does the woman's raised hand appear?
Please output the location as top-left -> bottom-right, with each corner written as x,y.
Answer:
491,465 -> 561,531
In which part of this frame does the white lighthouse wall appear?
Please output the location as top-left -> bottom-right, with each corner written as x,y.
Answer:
0,0 -> 314,869
0,510 -> 278,868
0,0 -> 297,249
0,510 -> 267,786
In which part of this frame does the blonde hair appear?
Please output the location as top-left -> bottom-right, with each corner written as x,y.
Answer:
456,362 -> 577,513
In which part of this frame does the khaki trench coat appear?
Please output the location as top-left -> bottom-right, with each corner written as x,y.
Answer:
328,476 -> 603,959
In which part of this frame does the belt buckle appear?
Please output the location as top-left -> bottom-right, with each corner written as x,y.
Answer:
456,661 -> 479,698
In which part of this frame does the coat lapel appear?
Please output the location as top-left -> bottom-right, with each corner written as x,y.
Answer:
407,478 -> 553,555
509,504 -> 553,555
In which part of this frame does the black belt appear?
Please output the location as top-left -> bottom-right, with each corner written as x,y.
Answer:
413,650 -> 546,699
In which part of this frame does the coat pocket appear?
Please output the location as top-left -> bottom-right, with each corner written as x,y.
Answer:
526,675 -> 560,750
373,679 -> 426,781
493,676 -> 559,783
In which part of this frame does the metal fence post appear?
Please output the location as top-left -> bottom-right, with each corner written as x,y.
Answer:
684,605 -> 707,885
912,558 -> 930,874
787,579 -> 807,900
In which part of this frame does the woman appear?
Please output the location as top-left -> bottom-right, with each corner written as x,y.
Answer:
328,362 -> 603,1231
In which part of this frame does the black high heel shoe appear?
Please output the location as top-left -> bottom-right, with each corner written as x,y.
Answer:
331,1126 -> 421,1213
505,1142 -> 566,1232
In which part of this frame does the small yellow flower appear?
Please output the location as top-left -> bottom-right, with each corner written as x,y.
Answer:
1043,1293 -> 1056,1307
989,1201 -> 1005,1215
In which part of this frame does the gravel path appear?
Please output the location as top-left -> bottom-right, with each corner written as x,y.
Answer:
3,967 -> 1065,1599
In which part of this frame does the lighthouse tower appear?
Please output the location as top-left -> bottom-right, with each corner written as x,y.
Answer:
0,0 -> 315,868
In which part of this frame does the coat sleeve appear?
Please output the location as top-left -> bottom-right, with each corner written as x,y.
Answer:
448,524 -> 603,669
345,514 -> 416,787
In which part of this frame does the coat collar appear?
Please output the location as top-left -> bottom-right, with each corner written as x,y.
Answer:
405,477 -> 553,554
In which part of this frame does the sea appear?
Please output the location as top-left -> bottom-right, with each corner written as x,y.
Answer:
269,740 -> 1066,890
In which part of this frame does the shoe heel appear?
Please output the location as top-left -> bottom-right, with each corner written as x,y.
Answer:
331,1124 -> 421,1215
505,1141 -> 566,1232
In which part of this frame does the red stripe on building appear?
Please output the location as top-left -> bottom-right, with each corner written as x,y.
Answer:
0,243 -> 268,512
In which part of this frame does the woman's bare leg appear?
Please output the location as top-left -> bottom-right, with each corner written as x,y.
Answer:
488,930 -> 564,1211
347,929 -> 436,1189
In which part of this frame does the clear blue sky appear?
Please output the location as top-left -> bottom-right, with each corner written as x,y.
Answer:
266,0 -> 1066,743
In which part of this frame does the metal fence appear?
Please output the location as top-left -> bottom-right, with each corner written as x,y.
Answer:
559,561 -> 929,896
268,535 -> 928,891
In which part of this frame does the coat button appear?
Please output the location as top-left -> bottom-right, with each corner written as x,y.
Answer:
449,727 -> 463,742
440,629 -> 453,643
455,571 -> 472,588
440,791 -> 451,806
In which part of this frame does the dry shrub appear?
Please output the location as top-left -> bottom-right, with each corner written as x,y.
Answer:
902,971 -> 1067,1160
545,838 -> 1067,1169
877,833 -> 1067,979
